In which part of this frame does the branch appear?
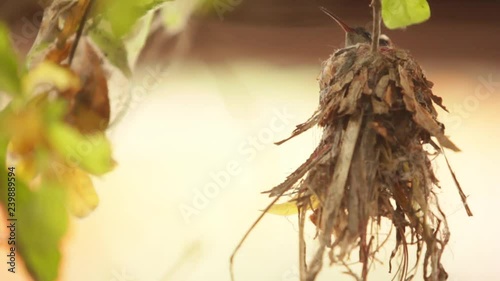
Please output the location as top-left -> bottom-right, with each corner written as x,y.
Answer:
371,0 -> 382,52
69,0 -> 95,65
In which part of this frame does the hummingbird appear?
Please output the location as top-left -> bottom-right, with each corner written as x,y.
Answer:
320,7 -> 392,47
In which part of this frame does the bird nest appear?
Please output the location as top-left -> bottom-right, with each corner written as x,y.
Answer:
265,44 -> 472,281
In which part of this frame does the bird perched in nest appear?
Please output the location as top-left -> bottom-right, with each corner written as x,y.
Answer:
231,7 -> 470,281
320,7 -> 392,47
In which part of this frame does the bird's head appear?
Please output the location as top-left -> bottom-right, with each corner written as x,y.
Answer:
320,7 -> 392,48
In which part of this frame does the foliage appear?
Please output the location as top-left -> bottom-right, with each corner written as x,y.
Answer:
0,0 -> 176,280
381,0 -> 431,29
0,24 -> 23,95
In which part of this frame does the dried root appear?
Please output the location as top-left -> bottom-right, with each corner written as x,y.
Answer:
264,43 -> 472,281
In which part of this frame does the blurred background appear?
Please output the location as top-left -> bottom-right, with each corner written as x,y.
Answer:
1,0 -> 499,280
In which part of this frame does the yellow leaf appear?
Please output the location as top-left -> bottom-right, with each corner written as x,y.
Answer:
266,195 -> 321,216
62,166 -> 99,217
267,200 -> 299,216
23,61 -> 80,95
11,153 -> 38,182
6,107 -> 44,156
57,0 -> 91,47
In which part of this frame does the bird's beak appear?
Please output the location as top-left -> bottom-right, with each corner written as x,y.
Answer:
320,7 -> 354,33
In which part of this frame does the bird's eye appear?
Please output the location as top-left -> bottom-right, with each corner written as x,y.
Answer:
379,38 -> 390,46
379,34 -> 391,46
363,31 -> 372,40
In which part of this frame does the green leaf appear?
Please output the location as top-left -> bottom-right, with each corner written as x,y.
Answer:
124,12 -> 154,67
162,1 -> 191,33
102,0 -> 170,37
381,0 -> 431,29
37,97 -> 68,125
16,181 -> 69,281
0,23 -> 22,95
0,123 -> 9,170
47,123 -> 114,175
90,22 -> 132,78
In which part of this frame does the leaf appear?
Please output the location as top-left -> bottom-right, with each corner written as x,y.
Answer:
27,0 -> 78,67
89,21 -> 132,78
381,0 -> 431,29
63,166 -> 99,217
267,195 -> 320,216
398,65 -> 459,151
5,103 -> 46,156
26,42 -> 51,68
0,116 -> 9,164
47,123 -> 115,175
267,200 -> 299,216
57,0 -> 91,47
22,61 -> 80,95
124,12 -> 154,67
162,1 -> 198,34
0,23 -> 22,95
14,154 -> 39,182
99,0 -> 170,37
265,144 -> 332,197
45,41 -> 73,64
66,41 -> 110,133
33,0 -> 78,44
16,181 -> 69,281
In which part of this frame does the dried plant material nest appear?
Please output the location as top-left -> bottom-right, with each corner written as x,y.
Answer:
265,44 -> 472,281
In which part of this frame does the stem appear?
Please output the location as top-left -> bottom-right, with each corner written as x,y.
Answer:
69,0 -> 95,66
298,205 -> 307,281
229,190 -> 287,281
371,0 -> 382,52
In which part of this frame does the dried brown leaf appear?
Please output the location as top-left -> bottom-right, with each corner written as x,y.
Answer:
338,68 -> 368,115
375,74 -> 390,99
64,40 -> 110,133
398,66 -> 459,151
265,143 -> 332,197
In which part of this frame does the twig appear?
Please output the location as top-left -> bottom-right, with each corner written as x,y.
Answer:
159,241 -> 201,281
370,0 -> 382,52
298,204 -> 307,281
69,0 -> 95,66
442,148 -> 473,216
229,190 -> 287,281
